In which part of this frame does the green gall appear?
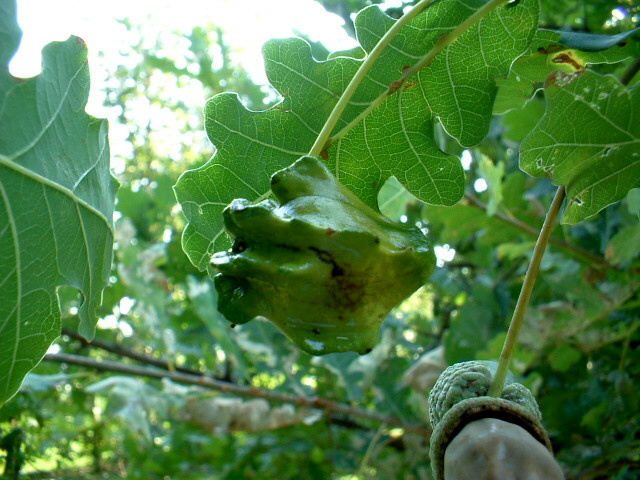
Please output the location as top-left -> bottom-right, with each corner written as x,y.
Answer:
211,156 -> 436,355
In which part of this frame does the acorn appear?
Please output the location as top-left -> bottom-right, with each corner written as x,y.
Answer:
428,361 -> 564,480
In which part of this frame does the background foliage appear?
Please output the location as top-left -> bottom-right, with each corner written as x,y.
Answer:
1,0 -> 639,479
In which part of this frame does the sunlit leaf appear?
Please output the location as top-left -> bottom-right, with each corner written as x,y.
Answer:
174,0 -> 538,270
0,1 -> 117,406
520,70 -> 640,224
494,28 -> 640,114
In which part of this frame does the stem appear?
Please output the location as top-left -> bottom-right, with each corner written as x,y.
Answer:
488,186 -> 566,397
45,352 -> 430,435
61,328 -> 211,378
308,0 -> 436,157
357,425 -> 385,475
326,0 -> 511,148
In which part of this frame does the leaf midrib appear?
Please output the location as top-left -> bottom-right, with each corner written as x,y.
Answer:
0,154 -> 113,230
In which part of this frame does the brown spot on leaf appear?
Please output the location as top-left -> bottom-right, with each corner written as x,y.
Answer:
551,52 -> 583,71
388,80 -> 403,94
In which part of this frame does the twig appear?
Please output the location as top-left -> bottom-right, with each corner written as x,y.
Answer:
572,460 -> 640,480
44,353 -> 431,436
61,328 -> 210,378
59,330 -> 409,433
488,186 -> 566,396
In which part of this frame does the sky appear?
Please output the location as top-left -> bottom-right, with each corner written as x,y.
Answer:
11,0 -> 359,116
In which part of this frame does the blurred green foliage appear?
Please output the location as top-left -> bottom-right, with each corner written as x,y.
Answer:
1,1 -> 639,479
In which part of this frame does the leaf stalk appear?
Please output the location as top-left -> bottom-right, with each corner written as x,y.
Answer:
325,0 -> 512,149
308,0 -> 436,157
488,186 -> 566,397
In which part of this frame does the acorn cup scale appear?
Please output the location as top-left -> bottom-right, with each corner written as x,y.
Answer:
211,156 -> 436,355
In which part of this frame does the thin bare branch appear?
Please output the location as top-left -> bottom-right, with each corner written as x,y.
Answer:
44,352 -> 431,436
464,192 -> 617,271
61,328 -> 211,378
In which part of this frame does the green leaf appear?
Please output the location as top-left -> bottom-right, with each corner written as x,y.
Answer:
85,376 -> 157,441
174,0 -> 538,270
377,176 -> 417,222
520,70 -> 640,224
548,345 -> 582,372
444,284 -> 504,363
501,97 -> 546,142
186,275 -> 251,377
626,188 -> 640,219
313,352 -> 364,402
478,156 -> 504,216
494,29 -> 640,114
605,224 -> 640,265
0,2 -> 117,406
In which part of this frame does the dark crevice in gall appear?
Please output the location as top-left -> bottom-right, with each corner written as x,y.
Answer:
275,243 -> 302,252
232,240 -> 248,253
309,246 -> 344,277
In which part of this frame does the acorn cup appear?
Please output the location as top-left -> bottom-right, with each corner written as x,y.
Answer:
211,156 -> 436,355
428,361 -> 565,480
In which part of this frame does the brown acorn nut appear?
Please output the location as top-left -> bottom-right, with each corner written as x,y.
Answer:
445,418 -> 564,480
428,361 -> 563,480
